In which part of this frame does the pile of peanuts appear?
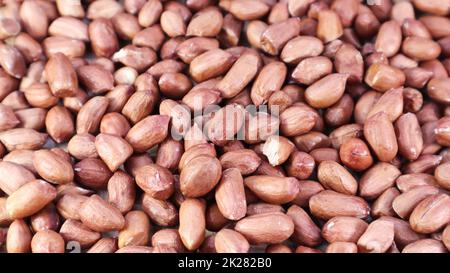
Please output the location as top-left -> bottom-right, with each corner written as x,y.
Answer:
1,0 -> 450,253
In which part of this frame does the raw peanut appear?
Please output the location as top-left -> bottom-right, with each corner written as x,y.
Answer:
160,10 -> 186,38
107,171 -> 135,214
235,212 -> 294,244
402,37 -> 442,61
45,106 -> 74,143
205,203 -> 230,232
180,155 -> 222,197
261,136 -> 294,166
0,161 -> 35,195
392,186 -> 440,219
33,150 -> 73,185
118,210 -> 151,248
56,193 -> 88,221
281,36 -> 324,64
89,18 -> 119,58
371,187 -> 400,218
310,190 -> 370,220
375,20 -> 402,57
43,36 -> 86,59
366,88 -> 404,122
326,242 -> 358,253
112,45 -> 157,72
244,176 -> 299,204
48,16 -> 89,42
179,198 -> 206,251
247,203 -> 285,216
365,63 -> 405,92
364,112 -> 398,162
23,83 -> 58,109
402,239 -> 447,253
122,90 -> 159,124
156,137 -> 183,171
215,168 -> 247,220
74,158 -> 112,189
215,229 -> 250,253
0,198 -> 11,226
100,113 -> 130,137
176,37 -> 219,64
152,229 -> 186,253
6,180 -> 57,219
0,104 -> 19,131
0,43 -> 26,79
189,49 -> 234,83
359,163 -> 401,200
77,65 -> 114,94
305,73 -> 349,109
0,128 -> 47,151
31,230 -> 65,253
428,78 -> 450,106
317,10 -> 343,43
95,134 -> 133,172
19,0 -> 48,39
293,132 -> 330,152
412,0 -> 449,16
187,7 -> 223,37
178,143 -> 216,170
435,162 -> 450,190
125,115 -> 170,152
395,113 -> 423,161
79,194 -> 125,232
7,219 -> 32,253
435,117 -> 450,147
260,18 -> 301,56
317,161 -> 358,195
87,238 -> 118,253
219,149 -> 261,175
76,96 -> 109,134
68,134 -> 98,160
244,112 -> 280,144
443,225 -> 450,251
60,219 -> 101,248
339,138 -> 373,171
292,56 -> 332,86
357,219 -> 394,253
2,150 -> 37,175
287,205 -> 322,247
295,246 -> 322,253
266,244 -> 292,253
322,217 -> 368,243
205,104 -> 245,146
280,104 -> 319,137
141,194 -> 178,227
409,193 -> 450,234
292,180 -> 324,207
217,52 -> 261,99
285,151 -> 315,180
45,53 -> 78,97
136,164 -> 174,200
250,61 -> 287,106
220,0 -> 269,21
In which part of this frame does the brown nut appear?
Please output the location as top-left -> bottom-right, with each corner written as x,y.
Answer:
215,168 -> 247,221
309,190 -> 370,220
244,175 -> 299,205
179,198 -> 206,251
79,194 -> 125,232
6,180 -> 57,219
234,212 -> 294,245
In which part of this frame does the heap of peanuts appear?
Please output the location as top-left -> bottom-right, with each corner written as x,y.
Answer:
0,0 -> 450,254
